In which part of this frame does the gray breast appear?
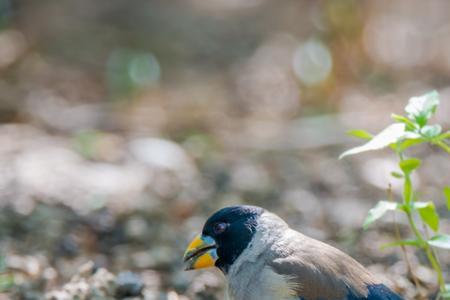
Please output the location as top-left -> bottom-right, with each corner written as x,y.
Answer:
227,259 -> 298,300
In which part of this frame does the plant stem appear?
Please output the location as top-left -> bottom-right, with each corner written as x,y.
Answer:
426,247 -> 447,297
391,185 -> 424,298
397,151 -> 448,297
405,212 -> 446,293
435,140 -> 450,155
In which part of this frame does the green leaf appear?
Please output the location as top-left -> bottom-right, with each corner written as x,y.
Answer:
0,256 -> 4,273
363,201 -> 399,229
428,234 -> 450,249
405,90 -> 440,127
413,201 -> 439,231
340,123 -> 406,159
0,273 -> 13,292
444,186 -> 450,210
390,171 -> 403,179
346,129 -> 373,140
391,113 -> 417,131
73,130 -> 101,159
420,124 -> 442,138
380,239 -> 421,249
440,285 -> 450,298
399,158 -> 421,174
397,138 -> 425,152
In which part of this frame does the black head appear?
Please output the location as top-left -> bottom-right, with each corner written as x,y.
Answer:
202,205 -> 265,273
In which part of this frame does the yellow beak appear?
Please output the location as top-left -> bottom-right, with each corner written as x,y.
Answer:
183,234 -> 218,270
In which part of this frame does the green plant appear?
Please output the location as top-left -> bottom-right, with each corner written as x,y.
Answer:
340,91 -> 450,299
0,255 -> 13,293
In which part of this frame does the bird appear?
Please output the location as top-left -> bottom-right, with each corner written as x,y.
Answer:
183,205 -> 404,300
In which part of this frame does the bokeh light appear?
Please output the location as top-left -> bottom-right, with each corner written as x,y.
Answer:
0,30 -> 26,68
0,1 -> 449,299
234,35 -> 300,119
363,15 -> 428,69
292,39 -> 333,86
107,49 -> 161,100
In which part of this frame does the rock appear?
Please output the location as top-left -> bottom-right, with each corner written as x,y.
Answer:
115,271 -> 144,298
45,262 -> 116,300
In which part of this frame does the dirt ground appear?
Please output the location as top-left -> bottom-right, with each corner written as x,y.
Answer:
0,1 -> 450,299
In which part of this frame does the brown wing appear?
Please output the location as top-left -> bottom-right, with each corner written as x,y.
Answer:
268,230 -> 377,300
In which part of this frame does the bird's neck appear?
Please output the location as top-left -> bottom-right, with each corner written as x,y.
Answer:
226,212 -> 288,277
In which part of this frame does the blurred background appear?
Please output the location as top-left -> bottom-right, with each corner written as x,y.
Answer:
0,0 -> 450,299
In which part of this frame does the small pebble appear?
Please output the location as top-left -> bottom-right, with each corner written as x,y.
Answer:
115,271 -> 144,298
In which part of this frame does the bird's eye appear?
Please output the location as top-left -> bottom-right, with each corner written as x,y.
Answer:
213,222 -> 228,234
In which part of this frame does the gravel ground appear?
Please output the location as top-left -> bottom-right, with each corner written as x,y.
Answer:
1,1 -> 450,299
